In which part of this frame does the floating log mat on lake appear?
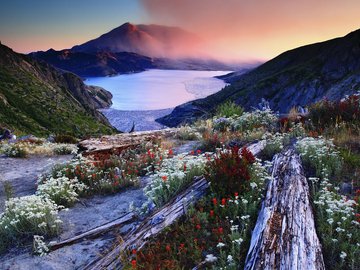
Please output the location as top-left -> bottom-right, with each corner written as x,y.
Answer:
244,149 -> 325,270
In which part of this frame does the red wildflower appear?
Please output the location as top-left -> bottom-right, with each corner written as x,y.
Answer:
196,149 -> 201,154
190,150 -> 195,155
212,198 -> 217,205
166,244 -> 171,252
132,249 -> 137,255
240,147 -> 256,163
195,224 -> 201,230
168,149 -> 174,155
161,175 -> 168,182
356,213 -> 360,222
183,164 -> 187,171
210,210 -> 214,217
218,227 -> 223,234
234,192 -> 239,197
131,259 -> 137,269
221,198 -> 226,206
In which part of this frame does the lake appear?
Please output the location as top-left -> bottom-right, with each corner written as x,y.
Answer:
85,69 -> 230,110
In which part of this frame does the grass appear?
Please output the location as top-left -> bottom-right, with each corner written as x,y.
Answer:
215,101 -> 244,118
0,60 -> 114,137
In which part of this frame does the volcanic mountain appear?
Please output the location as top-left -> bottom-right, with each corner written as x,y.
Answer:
71,22 -> 203,58
157,28 -> 360,127
30,23 -> 232,77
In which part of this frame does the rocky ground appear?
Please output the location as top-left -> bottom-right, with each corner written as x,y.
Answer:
0,155 -> 73,210
0,179 -> 149,270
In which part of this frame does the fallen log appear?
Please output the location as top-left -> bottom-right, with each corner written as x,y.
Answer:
245,140 -> 266,157
85,176 -> 209,270
78,128 -> 179,157
48,212 -> 135,251
244,149 -> 325,270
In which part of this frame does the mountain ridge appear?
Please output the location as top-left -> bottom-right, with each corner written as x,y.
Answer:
30,22 -> 235,77
157,28 -> 360,127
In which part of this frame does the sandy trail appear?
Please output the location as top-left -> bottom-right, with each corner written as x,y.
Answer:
0,141 -> 200,269
0,155 -> 73,211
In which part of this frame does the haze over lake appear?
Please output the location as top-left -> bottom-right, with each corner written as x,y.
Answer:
85,69 -> 230,110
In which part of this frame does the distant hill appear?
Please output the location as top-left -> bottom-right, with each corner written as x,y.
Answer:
0,43 -> 115,137
30,49 -> 155,77
30,23 -> 233,77
157,29 -> 360,127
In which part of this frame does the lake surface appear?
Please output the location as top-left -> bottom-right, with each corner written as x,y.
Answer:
86,69 -> 230,110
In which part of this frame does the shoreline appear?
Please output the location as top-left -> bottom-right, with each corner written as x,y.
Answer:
100,108 -> 173,132
94,69 -> 233,131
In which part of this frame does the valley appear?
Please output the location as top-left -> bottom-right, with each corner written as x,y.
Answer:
0,4 -> 359,269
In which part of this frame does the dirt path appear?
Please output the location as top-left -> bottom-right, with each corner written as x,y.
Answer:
0,155 -> 73,210
0,141 -> 199,269
0,175 -> 150,270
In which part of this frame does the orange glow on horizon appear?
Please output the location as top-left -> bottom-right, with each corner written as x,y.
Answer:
2,0 -> 359,63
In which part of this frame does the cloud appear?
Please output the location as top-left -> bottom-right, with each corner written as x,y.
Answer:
140,0 -> 360,61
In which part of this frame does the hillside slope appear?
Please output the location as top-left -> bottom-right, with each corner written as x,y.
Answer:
157,29 -> 360,126
0,43 -> 115,136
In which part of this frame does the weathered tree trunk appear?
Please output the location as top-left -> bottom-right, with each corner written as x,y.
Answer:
78,128 -> 178,157
244,149 -> 325,270
246,140 -> 266,156
85,176 -> 209,270
48,212 -> 135,251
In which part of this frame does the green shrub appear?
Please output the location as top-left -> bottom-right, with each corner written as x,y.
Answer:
143,152 -> 209,208
232,109 -> 278,132
3,181 -> 13,200
176,126 -> 201,141
53,144 -> 77,155
213,117 -> 232,132
200,130 -> 225,152
36,176 -> 88,207
1,144 -> 28,158
54,134 -> 78,144
262,133 -> 290,160
216,101 -> 244,118
0,195 -> 62,253
296,137 -> 342,178
308,94 -> 360,131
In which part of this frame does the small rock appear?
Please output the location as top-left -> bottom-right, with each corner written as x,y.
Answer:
114,167 -> 121,176
340,182 -> 352,195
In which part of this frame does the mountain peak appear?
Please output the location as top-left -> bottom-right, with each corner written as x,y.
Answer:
122,22 -> 136,29
71,22 -> 202,58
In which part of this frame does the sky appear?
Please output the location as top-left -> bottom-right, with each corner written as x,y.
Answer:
0,0 -> 359,61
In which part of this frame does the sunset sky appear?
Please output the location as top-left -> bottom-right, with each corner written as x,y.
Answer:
0,0 -> 359,61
